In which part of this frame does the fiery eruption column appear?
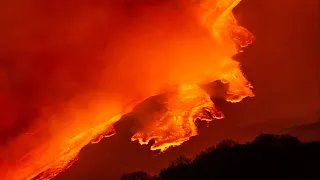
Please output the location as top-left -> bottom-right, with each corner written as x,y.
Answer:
0,0 -> 254,179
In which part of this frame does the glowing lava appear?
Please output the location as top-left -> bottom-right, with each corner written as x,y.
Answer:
132,84 -> 224,152
0,0 -> 254,179
131,0 -> 254,151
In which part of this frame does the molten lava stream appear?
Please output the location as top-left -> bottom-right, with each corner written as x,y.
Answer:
131,84 -> 225,152
131,0 -> 255,151
0,0 -> 254,179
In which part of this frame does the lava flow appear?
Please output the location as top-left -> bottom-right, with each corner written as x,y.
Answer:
132,84 -> 225,152
0,0 -> 254,179
131,0 -> 254,151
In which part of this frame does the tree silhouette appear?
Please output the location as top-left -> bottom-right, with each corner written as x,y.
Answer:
169,155 -> 191,167
120,171 -> 152,180
123,134 -> 320,180
216,139 -> 237,150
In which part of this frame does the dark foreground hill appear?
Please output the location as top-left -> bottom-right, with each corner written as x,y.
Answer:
121,134 -> 320,180
285,121 -> 320,142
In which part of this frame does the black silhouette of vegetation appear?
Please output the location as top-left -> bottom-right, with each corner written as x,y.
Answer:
121,171 -> 152,180
121,134 -> 320,180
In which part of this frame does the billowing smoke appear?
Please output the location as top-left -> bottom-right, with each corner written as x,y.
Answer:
0,0 -> 253,179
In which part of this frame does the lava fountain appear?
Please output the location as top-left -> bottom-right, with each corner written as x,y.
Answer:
0,0 -> 254,179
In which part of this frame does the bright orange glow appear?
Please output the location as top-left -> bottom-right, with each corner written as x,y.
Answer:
132,84 -> 224,152
131,0 -> 254,151
0,0 -> 254,179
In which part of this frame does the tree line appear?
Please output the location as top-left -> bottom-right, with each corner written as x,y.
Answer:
121,134 -> 320,180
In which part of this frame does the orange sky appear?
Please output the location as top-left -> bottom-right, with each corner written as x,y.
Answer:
233,0 -> 319,125
55,0 -> 319,179
0,0 -> 319,179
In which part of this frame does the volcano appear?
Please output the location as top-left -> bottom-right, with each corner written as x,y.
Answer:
0,0 -> 319,179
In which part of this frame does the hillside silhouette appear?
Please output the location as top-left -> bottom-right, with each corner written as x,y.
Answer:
121,134 -> 320,180
284,121 -> 320,142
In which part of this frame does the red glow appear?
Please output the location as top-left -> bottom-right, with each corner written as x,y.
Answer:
0,0 -> 256,179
